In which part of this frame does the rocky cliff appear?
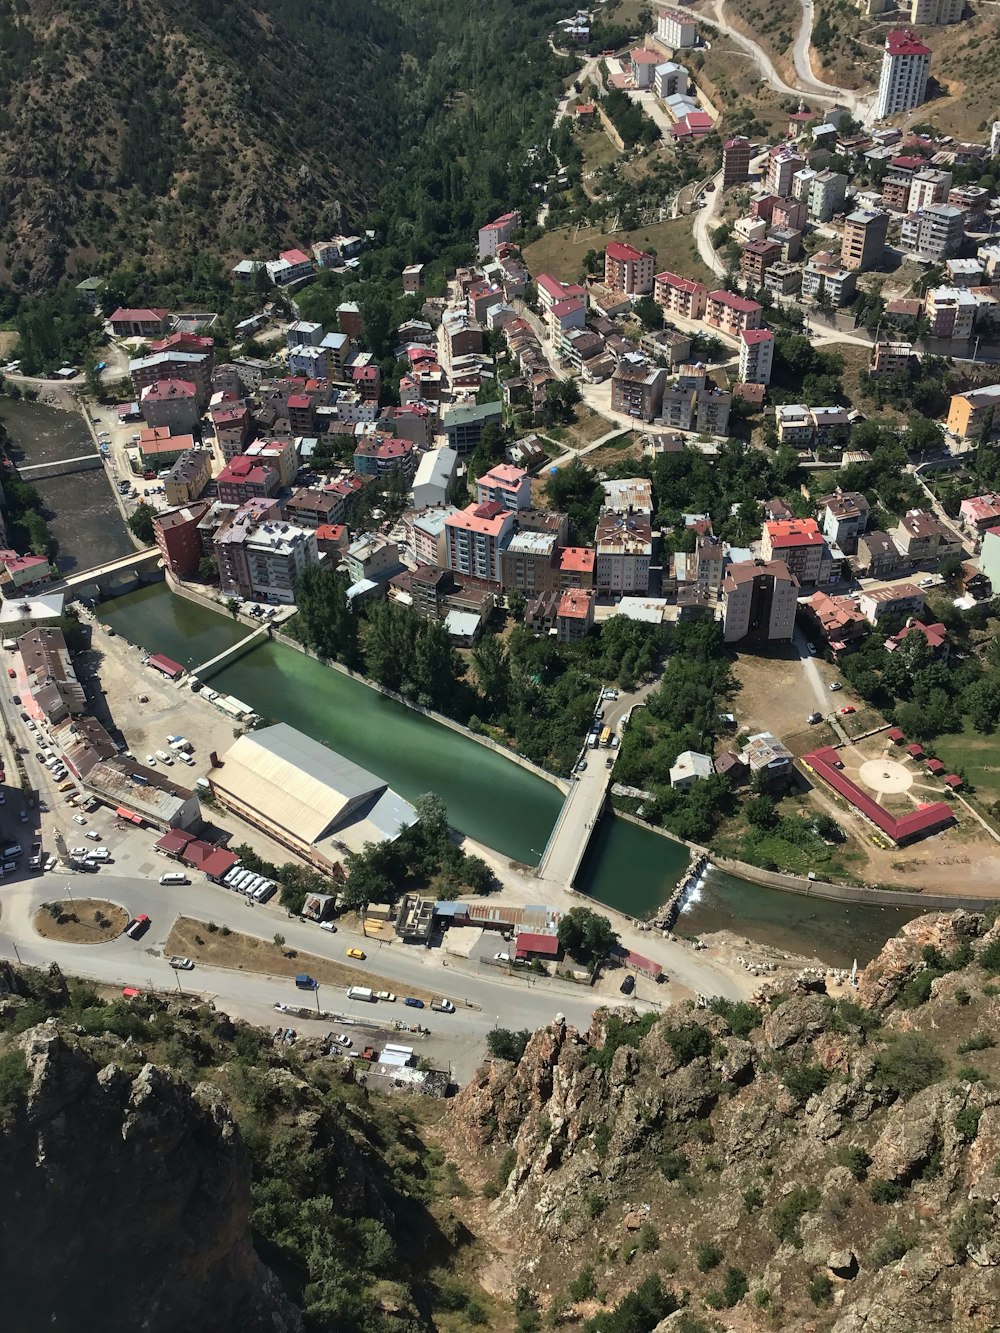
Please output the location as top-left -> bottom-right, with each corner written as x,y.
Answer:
449,911 -> 1000,1331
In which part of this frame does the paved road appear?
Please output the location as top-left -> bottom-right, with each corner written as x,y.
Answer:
692,169 -> 727,278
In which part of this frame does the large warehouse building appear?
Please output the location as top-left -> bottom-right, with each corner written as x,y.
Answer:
208,723 -> 417,869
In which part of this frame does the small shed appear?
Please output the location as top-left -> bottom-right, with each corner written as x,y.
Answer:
515,931 -> 561,962
148,653 -> 184,680
906,743 -> 924,759
945,774 -> 964,789
925,758 -> 945,774
887,728 -> 904,744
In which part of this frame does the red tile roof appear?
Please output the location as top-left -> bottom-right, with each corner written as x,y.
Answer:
557,590 -> 593,621
886,28 -> 931,57
559,546 -> 596,572
709,289 -> 763,315
740,328 -> 775,346
515,932 -> 561,957
656,270 -> 707,296
803,746 -> 953,843
607,241 -> 650,262
109,308 -> 169,323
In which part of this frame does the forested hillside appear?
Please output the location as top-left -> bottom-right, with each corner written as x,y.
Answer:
0,0 -> 568,296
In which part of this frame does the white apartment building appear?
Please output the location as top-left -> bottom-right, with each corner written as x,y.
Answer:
875,29 -> 931,119
738,328 -> 775,386
243,522 -> 318,604
656,6 -> 698,47
594,512 -> 652,596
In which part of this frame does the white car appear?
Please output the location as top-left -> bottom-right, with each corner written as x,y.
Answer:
43,856 -> 56,871
70,846 -> 88,857
494,951 -> 511,963
829,682 -> 842,692
320,920 -> 337,932
73,814 -> 87,825
169,957 -> 194,970
373,990 -> 396,1002
332,1034 -> 352,1048
145,754 -> 157,766
85,830 -> 101,841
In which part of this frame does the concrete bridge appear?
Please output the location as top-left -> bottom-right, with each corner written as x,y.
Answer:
19,453 -> 104,481
51,547 -> 164,599
536,763 -> 615,889
191,624 -> 270,681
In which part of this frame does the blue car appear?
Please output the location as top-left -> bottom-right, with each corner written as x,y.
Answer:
403,997 -> 425,1008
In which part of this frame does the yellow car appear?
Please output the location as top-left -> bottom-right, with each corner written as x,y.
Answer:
347,947 -> 366,960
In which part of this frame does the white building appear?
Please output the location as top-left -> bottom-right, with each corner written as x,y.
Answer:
669,750 -> 714,790
875,29 -> 931,120
738,329 -> 775,386
476,463 -> 531,512
411,447 -> 458,510
244,522 -> 318,604
657,6 -> 698,47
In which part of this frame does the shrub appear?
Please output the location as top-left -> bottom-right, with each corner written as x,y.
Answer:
772,1186 -> 820,1247
207,921 -> 218,933
568,1265 -> 597,1301
954,1105 -> 983,1141
705,1267 -> 748,1309
950,1201 -> 994,1260
707,997 -> 762,1038
957,1032 -> 994,1054
594,1123 -> 611,1158
696,1240 -> 723,1272
783,1061 -> 830,1104
487,1027 -> 531,1063
585,1012 -> 659,1070
873,1034 -> 944,1099
868,1226 -> 909,1271
956,1065 -> 984,1084
870,1177 -> 906,1204
808,1272 -> 833,1306
587,1191 -> 604,1219
836,1145 -> 871,1181
955,987 -> 972,1007
664,1024 -> 712,1065
581,1275 -> 677,1333
754,1287 -> 770,1308
659,1149 -> 689,1181
977,939 -> 1000,974
742,1184 -> 764,1212
0,1049 -> 30,1124
638,1223 -> 659,1253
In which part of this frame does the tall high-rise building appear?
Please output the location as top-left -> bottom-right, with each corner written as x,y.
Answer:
875,29 -> 931,119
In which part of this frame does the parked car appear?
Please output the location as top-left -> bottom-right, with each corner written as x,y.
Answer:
840,706 -> 856,715
124,913 -> 150,939
374,990 -> 396,1002
620,974 -> 636,995
85,830 -> 101,840
70,846 -> 88,857
72,815 -> 86,825
829,682 -> 842,692
319,920 -> 337,932
403,997 -> 425,1008
169,957 -> 194,970
494,951 -> 511,963
332,1034 -> 352,1048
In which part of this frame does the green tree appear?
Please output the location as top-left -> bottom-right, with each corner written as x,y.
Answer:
197,556 -> 219,584
557,906 -> 619,965
486,1027 -> 531,1061
293,565 -> 358,665
635,295 -> 663,330
127,502 -> 156,543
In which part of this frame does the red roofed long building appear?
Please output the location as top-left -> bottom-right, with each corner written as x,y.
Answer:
803,746 -> 953,846
705,289 -> 763,337
654,271 -> 708,320
108,308 -> 170,338
605,242 -> 655,296
761,518 -> 831,586
876,29 -> 931,119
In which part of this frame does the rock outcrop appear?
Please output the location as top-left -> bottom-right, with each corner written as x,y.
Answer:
0,1022 -> 300,1332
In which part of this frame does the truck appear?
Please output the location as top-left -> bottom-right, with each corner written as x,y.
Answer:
600,726 -> 612,748
431,997 -> 456,1013
295,974 -> 318,990
347,985 -> 375,1002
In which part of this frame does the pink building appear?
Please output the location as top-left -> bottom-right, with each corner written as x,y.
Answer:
654,271 -> 708,320
604,241 -> 655,295
960,493 -> 1000,534
216,456 -> 280,506
476,464 -> 531,511
705,289 -> 763,337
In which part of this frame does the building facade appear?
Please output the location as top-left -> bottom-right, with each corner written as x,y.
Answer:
722,559 -> 798,644
875,30 -> 931,119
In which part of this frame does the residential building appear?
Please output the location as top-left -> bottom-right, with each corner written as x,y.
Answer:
763,263 -> 803,297
655,61 -> 690,98
245,438 -> 297,489
945,257 -> 985,288
500,531 -> 560,595
353,435 -> 415,480
284,489 -> 345,530
858,583 -> 926,624
639,326 -> 691,366
925,286 -> 976,339
163,450 -> 212,508
656,6 -> 698,46
555,590 -> 594,642
337,302 -> 364,339
548,296 -> 587,342
881,173 -> 914,211
768,227 -> 802,263
19,627 -> 85,723
285,321 -> 324,349
654,271 -> 708,320
660,366 -> 731,435
723,136 -> 753,188
816,488 -> 870,553
721,558 -> 797,644
799,589 -> 868,649
910,0 -> 962,22
477,463 -> 531,511
216,456 -> 280,506
890,509 -> 964,562
287,345 -> 327,380
802,251 -> 857,306
629,47 -> 661,88
594,512 -> 653,596
402,264 -> 424,293
137,427 -> 194,471
761,518 -> 831,585
604,242 -> 655,296
908,168 -> 953,212
444,502 -> 516,583
130,349 -> 213,406
139,379 -> 199,433
213,501 -> 285,599
738,328 -> 775,386
0,550 -> 49,599
705,290 -> 763,337
791,166 -> 818,203
611,360 -> 666,422
477,211 -> 521,259
559,546 -> 596,590
344,535 -> 400,585
266,248 -> 315,287
884,618 -> 949,656
601,477 -> 653,516
948,186 -> 991,226
75,276 -> 103,310
900,205 -> 965,261
875,29 -> 931,119
536,273 -> 588,313
740,238 -> 783,287
321,331 -> 350,378
212,405 -> 252,460
408,506 -> 460,566
946,383 -> 1000,439
442,401 -> 502,455
808,170 -> 848,223
841,209 -> 889,271
153,502 -> 212,579
870,341 -> 915,375
411,447 -> 458,509
960,493 -> 1000,534
858,531 -> 903,578
108,308 -> 170,338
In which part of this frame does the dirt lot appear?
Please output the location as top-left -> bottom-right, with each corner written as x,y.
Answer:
164,916 -> 436,1001
34,899 -> 127,943
730,646 -> 838,748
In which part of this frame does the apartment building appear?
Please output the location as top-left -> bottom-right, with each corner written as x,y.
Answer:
763,263 -> 803,297
870,341 -> 915,376
283,489 -> 345,530
705,290 -> 763,337
925,286 -> 976,339
654,271 -> 708,320
910,0 -> 962,22
841,209 -> 889,271
163,450 -> 212,508
875,29 -> 931,119
212,499 -> 282,596
890,509 -> 963,563
740,238 -> 783,287
153,502 -> 212,579
344,536 -> 400,585
656,6 -> 698,46
808,170 -> 848,223
500,531 -> 559,595
444,502 -> 516,584
604,242 -> 655,296
858,583 -> 926,624
655,61 -> 690,98
442,401 -> 502,454
765,147 -> 805,196
946,383 -> 1000,439
722,559 -> 798,644
408,506 -> 460,567
477,211 -> 521,259
948,185 -> 991,226
353,435 -> 416,480
130,350 -> 214,406
723,136 -> 753,188
761,518 -> 832,585
858,530 -> 904,580
216,456 -> 280,506
288,345 -> 327,380
816,488 -> 870,554
411,447 -> 457,510
266,248 -> 315,287
140,379 -> 199,433
610,360 -> 666,422
881,173 -> 915,212
594,512 -> 652,596
559,546 -> 596,590
285,321 -> 323,349
477,463 -> 531,512
738,328 -> 775,386
802,252 -> 858,306
959,493 -> 1000,534
629,48 -> 661,89
243,522 -> 318,604
908,168 -> 952,212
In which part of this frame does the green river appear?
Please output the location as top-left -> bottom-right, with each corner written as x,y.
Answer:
102,585 -> 920,966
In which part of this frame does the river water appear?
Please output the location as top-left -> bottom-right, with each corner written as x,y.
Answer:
101,584 -> 921,965
0,397 -> 133,575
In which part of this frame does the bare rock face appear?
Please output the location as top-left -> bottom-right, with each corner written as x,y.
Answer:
0,1023 -> 300,1332
857,912 -> 985,1011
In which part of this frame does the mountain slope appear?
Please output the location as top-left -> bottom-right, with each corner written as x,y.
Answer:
450,911 -> 1000,1331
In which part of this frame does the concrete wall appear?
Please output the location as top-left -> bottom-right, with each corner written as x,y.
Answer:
597,105 -> 627,152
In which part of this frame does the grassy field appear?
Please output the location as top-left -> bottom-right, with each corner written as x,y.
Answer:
525,216 -> 715,287
34,900 -> 128,944
543,405 -> 618,449
579,126 -> 623,177
931,724 -> 1000,805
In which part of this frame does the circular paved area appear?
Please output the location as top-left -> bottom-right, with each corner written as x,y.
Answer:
857,758 -> 914,796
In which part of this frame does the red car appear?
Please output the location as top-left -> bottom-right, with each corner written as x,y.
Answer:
6,668 -> 14,679
840,706 -> 856,715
